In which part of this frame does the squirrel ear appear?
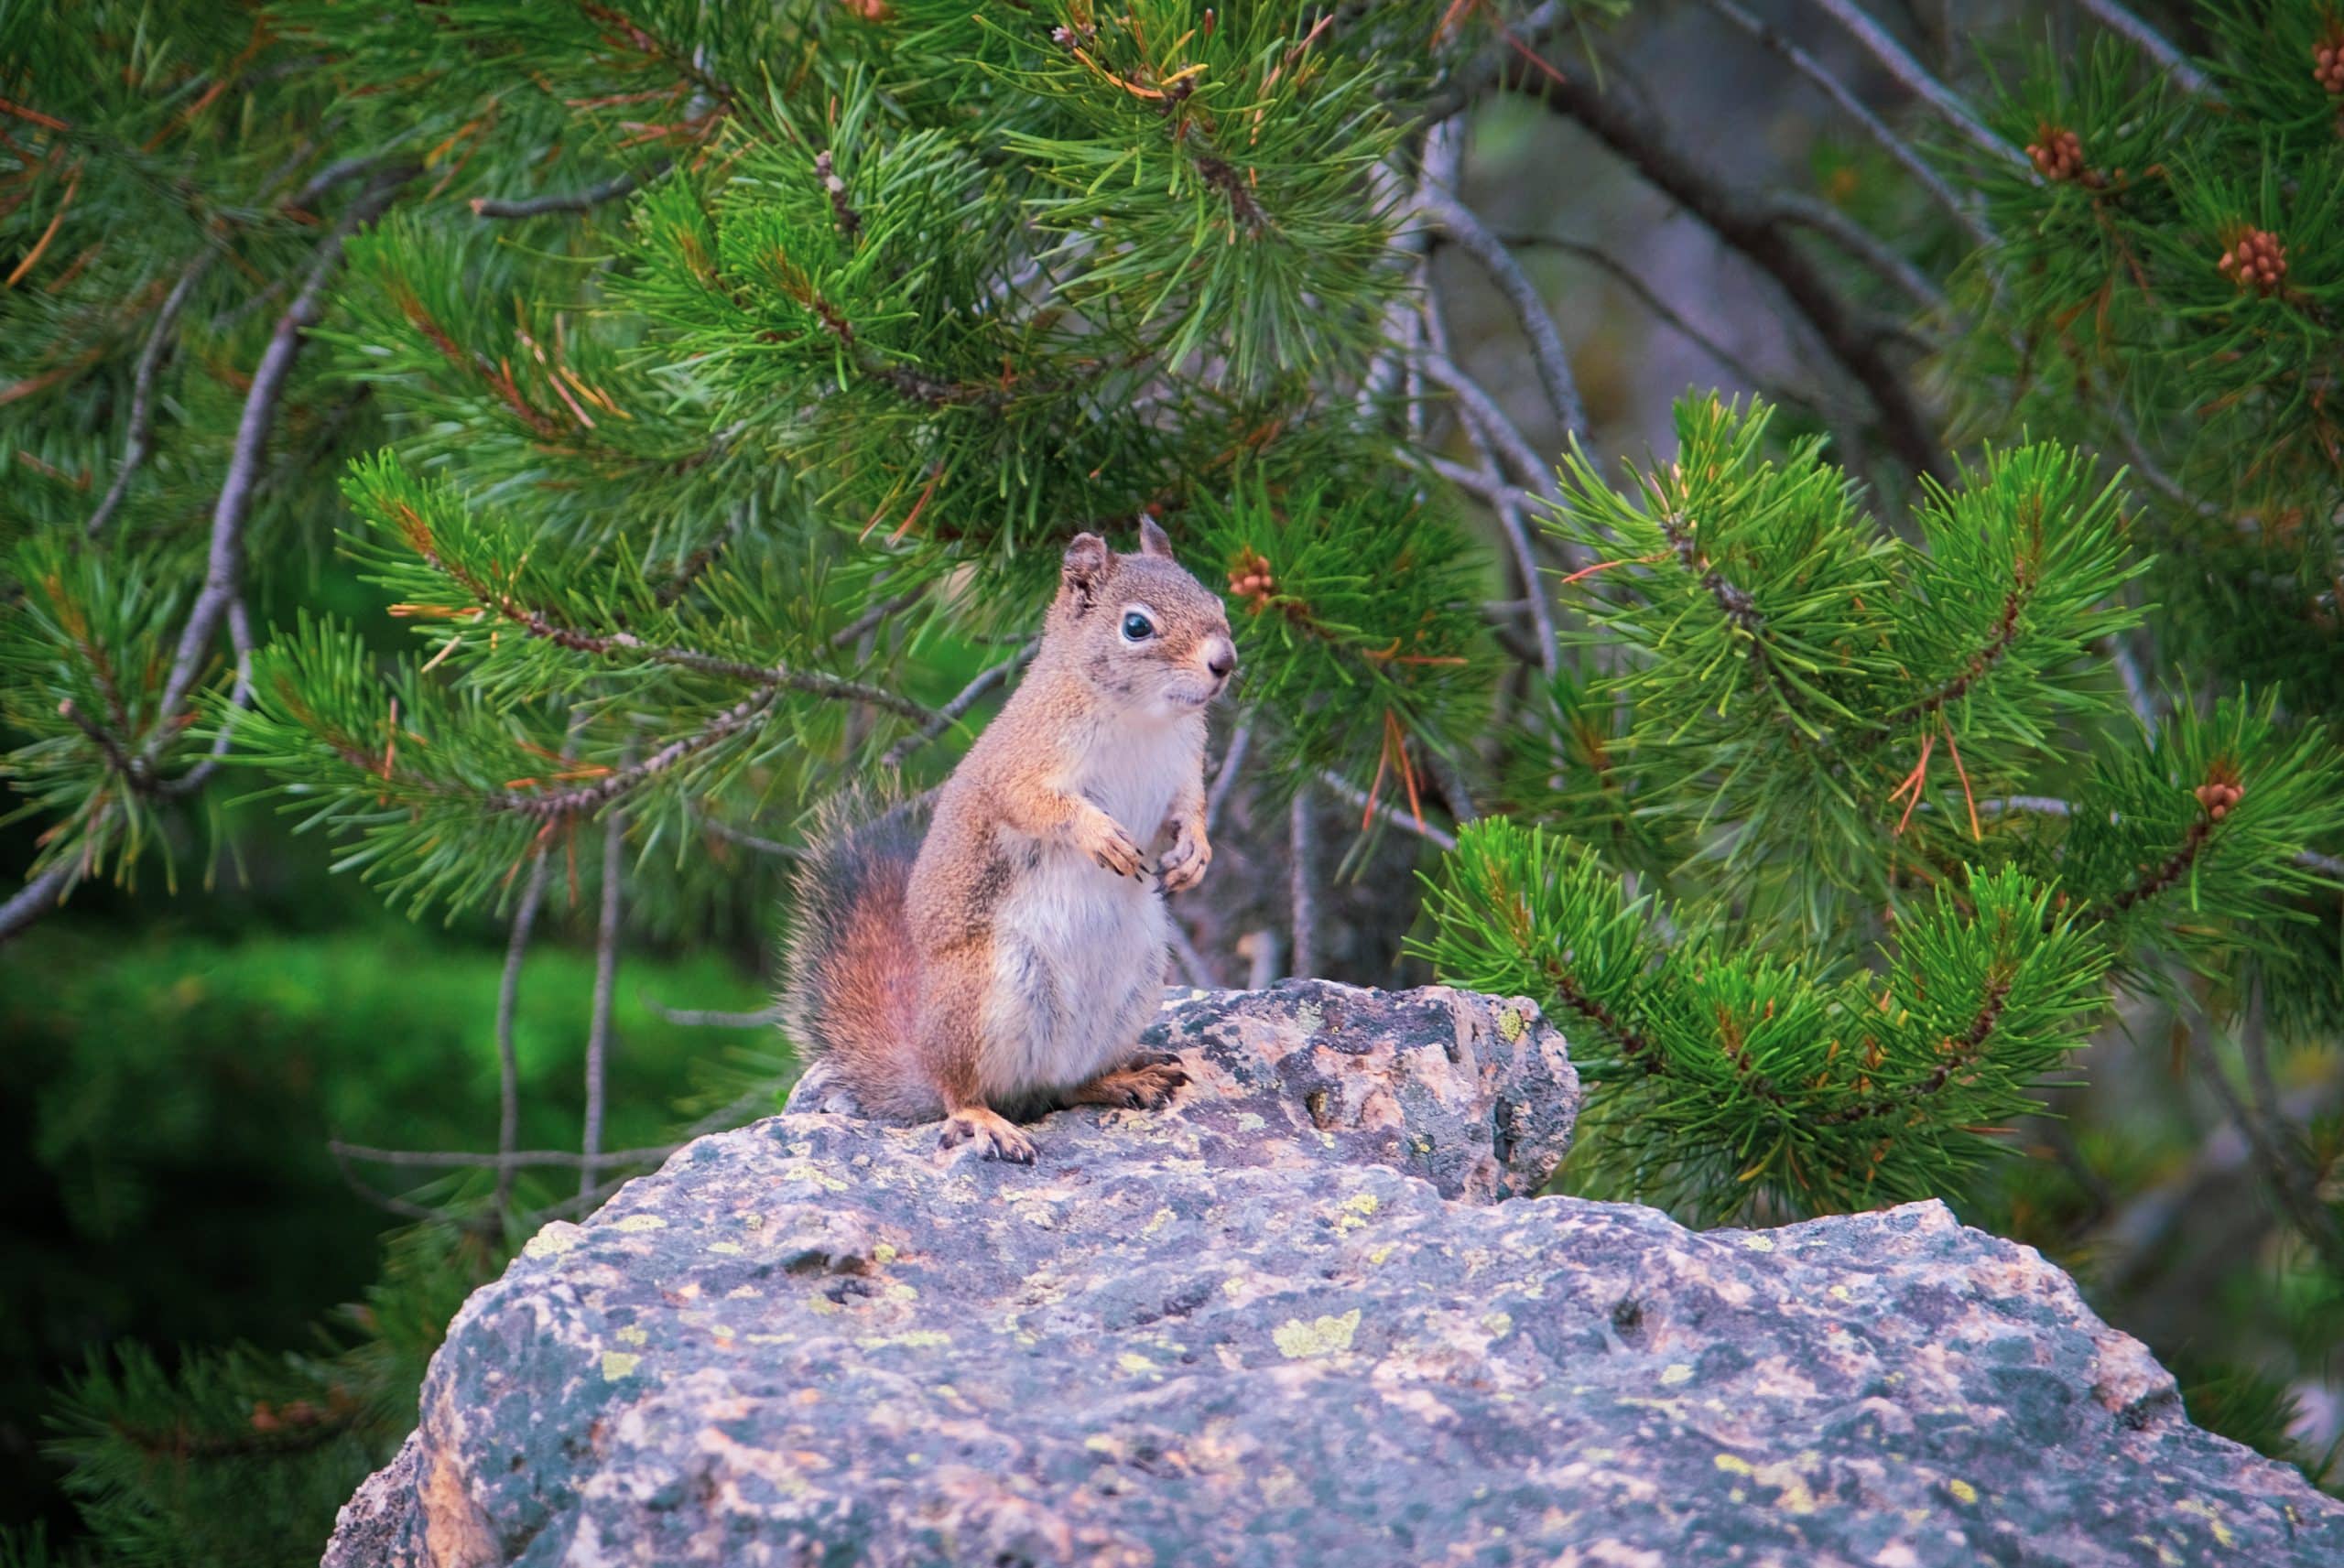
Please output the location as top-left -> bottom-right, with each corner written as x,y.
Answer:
1061,532 -> 1110,609
1137,516 -> 1174,559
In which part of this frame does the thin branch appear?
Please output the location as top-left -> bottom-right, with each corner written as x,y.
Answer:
1700,0 -> 1993,247
1503,53 -> 1949,481
1317,768 -> 1460,851
1204,723 -> 1252,836
471,157 -> 672,219
87,255 -> 214,537
484,687 -> 776,820
1288,791 -> 1318,979
0,863 -> 74,946
494,850 -> 551,1210
2100,633 -> 2158,730
695,813 -> 803,860
1769,195 -> 1949,314
1487,230 -> 1832,418
1166,919 -> 1217,989
2183,989 -> 2344,1279
2066,0 -> 2214,98
1427,454 -> 1536,516
1417,347 -> 1556,500
153,598 -> 255,800
580,797 -> 624,1201
154,172 -> 408,747
827,586 -> 923,650
330,1140 -> 678,1170
1416,185 -> 1589,441
1801,0 -> 2026,168
644,997 -> 785,1028
880,641 -> 1035,770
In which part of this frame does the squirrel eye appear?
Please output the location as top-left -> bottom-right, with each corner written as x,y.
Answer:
1120,611 -> 1156,642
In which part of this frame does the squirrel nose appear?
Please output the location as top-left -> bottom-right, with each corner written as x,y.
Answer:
1205,639 -> 1236,680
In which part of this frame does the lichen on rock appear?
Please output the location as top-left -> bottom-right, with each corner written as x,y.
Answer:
324,981 -> 2342,1567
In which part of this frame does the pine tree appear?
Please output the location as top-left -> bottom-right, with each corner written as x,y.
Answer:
5,0 -> 2344,1556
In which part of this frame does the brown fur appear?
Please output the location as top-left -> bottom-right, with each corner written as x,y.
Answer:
782,521 -> 1236,1162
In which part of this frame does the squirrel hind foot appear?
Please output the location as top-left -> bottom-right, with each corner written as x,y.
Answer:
938,1107 -> 1036,1164
1063,1059 -> 1189,1112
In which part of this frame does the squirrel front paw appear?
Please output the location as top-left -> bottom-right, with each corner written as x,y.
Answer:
938,1107 -> 1036,1163
1156,816 -> 1212,892
1073,806 -> 1146,879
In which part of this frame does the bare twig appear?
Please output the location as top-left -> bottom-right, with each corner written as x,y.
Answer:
331,1140 -> 678,1170
1204,723 -> 1252,836
644,997 -> 785,1028
494,850 -> 551,1209
880,640 -> 1035,769
1425,454 -> 1536,516
1488,230 -> 1831,418
1502,52 -> 1949,482
153,598 -> 255,800
1417,350 -> 1555,500
1166,919 -> 1218,989
696,813 -> 803,860
87,256 -> 214,536
0,864 -> 74,946
581,800 -> 624,1202
1317,768 -> 1460,851
1416,185 -> 1589,442
2183,989 -> 2344,1279
1701,0 -> 1992,247
156,172 -> 407,745
1769,195 -> 1949,315
827,586 -> 924,650
1288,791 -> 1318,979
2099,633 -> 2158,730
2067,0 -> 2214,99
1802,0 -> 2026,168
472,157 -> 672,219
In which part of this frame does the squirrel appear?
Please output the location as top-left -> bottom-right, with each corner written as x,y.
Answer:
781,520 -> 1238,1162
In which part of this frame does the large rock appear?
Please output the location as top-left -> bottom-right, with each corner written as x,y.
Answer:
326,982 -> 2342,1567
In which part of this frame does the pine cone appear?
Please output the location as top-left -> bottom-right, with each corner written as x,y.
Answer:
2026,125 -> 2086,183
2316,36 -> 2344,95
2217,228 -> 2286,297
1227,547 -> 1277,613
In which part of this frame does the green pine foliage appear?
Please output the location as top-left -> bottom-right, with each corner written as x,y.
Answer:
1417,395 -> 2344,1218
9,0 -> 2344,1552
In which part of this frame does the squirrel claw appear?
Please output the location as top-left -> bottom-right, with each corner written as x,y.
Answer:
939,1108 -> 1036,1163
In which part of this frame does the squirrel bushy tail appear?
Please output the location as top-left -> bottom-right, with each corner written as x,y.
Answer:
778,793 -> 929,1109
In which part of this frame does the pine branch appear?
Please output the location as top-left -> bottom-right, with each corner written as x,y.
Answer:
1883,568 -> 2029,725
483,689 -> 776,821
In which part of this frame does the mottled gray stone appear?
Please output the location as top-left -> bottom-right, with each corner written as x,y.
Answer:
324,981 -> 2341,1568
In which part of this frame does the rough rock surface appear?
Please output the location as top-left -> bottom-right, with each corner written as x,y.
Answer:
326,982 -> 2342,1567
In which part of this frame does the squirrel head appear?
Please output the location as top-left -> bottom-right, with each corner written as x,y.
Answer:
1048,519 -> 1237,720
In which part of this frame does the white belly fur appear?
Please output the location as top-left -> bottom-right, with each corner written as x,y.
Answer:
981,712 -> 1196,1098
